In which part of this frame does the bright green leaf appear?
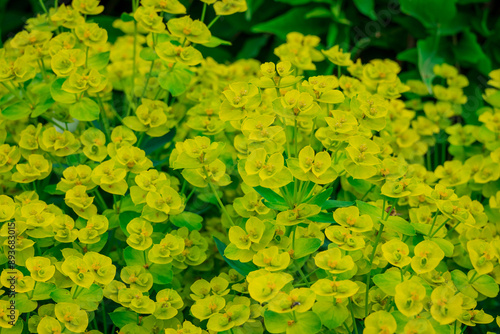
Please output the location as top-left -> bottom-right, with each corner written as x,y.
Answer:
69,97 -> 100,122
293,238 -> 322,258
170,211 -> 203,231
1,102 -> 32,120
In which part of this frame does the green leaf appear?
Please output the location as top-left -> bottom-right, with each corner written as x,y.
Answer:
14,294 -> 37,313
291,312 -> 322,334
245,0 -> 265,20
263,201 -> 289,211
119,211 -> 141,237
31,282 -> 56,301
312,301 -> 349,329
69,97 -> 100,122
120,12 -> 135,22
50,78 -> 76,104
430,237 -> 454,257
417,36 -> 444,93
305,7 -> 331,19
44,184 -> 64,196
322,200 -> 355,210
275,0 -> 332,4
471,273 -> 499,298
309,212 -> 335,223
400,0 -> 457,30
383,216 -> 416,236
251,8 -> 327,40
88,51 -> 110,70
373,269 -> 401,296
308,188 -> 333,207
326,23 -> 338,48
149,263 -> 173,284
158,66 -> 193,96
51,284 -> 103,311
139,47 -> 159,61
1,102 -> 32,120
264,310 -> 289,333
484,90 -> 500,108
74,284 -> 103,311
213,236 -> 258,276
353,0 -> 376,20
236,35 -> 269,59
397,48 -> 418,64
453,30 -> 484,64
202,36 -> 232,48
356,200 -> 383,220
254,186 -> 288,208
31,98 -> 54,118
170,211 -> 203,231
123,246 -> 146,266
142,128 -> 176,155
109,309 -> 138,328
66,154 -> 81,166
293,238 -> 322,258
450,270 -> 478,298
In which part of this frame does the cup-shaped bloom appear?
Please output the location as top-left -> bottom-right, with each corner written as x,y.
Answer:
25,256 -> 56,282
314,247 -> 354,274
381,239 -> 411,268
411,240 -> 444,274
54,302 -> 88,333
394,280 -> 426,317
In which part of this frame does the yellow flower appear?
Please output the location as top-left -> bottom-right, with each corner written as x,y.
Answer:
381,239 -> 411,268
322,45 -> 353,67
253,246 -> 290,271
91,160 -> 128,195
213,0 -> 248,16
364,311 -> 397,334
167,16 -> 211,44
12,154 -> 52,183
75,23 -> 108,47
54,302 -> 89,332
134,6 -> 166,33
72,0 -> 104,15
142,0 -> 186,14
57,165 -> 96,193
394,279 -> 426,317
0,269 -> 35,293
430,285 -> 463,325
411,240 -> 444,274
61,256 -> 94,288
247,270 -> 293,303
314,247 -> 354,274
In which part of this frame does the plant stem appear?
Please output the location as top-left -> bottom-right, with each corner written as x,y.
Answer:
429,218 -> 450,238
294,118 -> 299,157
96,95 -> 112,142
364,200 -> 387,317
204,169 -> 234,226
201,3 -> 207,22
349,298 -> 359,334
38,0 -> 48,13
93,189 -> 108,211
428,212 -> 439,236
360,184 -> 375,201
141,59 -> 155,98
102,300 -> 107,334
85,46 -> 89,68
207,15 -> 220,29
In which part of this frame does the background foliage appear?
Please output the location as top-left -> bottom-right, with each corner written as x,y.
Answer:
3,0 -> 499,125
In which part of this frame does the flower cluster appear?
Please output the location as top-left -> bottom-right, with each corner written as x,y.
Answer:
0,1 -> 499,334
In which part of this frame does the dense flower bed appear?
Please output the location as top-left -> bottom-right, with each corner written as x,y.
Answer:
0,0 -> 499,334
